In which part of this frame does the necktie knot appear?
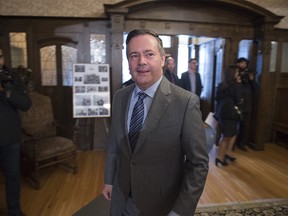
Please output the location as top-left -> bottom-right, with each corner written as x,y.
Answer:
138,91 -> 147,100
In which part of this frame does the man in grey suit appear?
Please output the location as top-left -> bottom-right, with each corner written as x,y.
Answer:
102,29 -> 209,216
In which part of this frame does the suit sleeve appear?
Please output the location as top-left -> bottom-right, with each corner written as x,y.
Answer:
104,91 -> 120,185
173,94 -> 209,215
179,73 -> 185,89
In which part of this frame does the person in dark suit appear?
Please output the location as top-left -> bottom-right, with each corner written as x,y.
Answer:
163,56 -> 180,86
0,48 -> 31,216
236,57 -> 256,151
102,29 -> 209,216
122,78 -> 134,88
180,58 -> 203,97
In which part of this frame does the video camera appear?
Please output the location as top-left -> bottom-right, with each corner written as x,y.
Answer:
0,69 -> 13,89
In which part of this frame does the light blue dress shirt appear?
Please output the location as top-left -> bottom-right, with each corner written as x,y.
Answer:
189,71 -> 196,93
127,76 -> 162,132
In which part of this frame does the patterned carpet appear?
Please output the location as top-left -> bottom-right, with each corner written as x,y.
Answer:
72,197 -> 288,216
195,198 -> 288,216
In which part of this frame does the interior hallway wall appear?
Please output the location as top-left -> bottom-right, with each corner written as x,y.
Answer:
0,0 -> 288,29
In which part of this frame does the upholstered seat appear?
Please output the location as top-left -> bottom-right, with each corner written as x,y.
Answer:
19,91 -> 78,189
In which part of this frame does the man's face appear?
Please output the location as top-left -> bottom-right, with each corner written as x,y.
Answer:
127,34 -> 165,90
166,59 -> 175,73
0,49 -> 4,68
189,60 -> 198,71
238,61 -> 247,70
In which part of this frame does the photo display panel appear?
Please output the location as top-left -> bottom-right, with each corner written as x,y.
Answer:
73,63 -> 110,118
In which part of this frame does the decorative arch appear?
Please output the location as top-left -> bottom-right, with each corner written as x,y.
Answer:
104,0 -> 284,149
104,0 -> 283,34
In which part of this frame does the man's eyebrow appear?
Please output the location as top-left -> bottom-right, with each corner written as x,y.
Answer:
128,51 -> 138,56
129,49 -> 154,55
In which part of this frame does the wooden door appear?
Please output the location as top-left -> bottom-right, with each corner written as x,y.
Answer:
37,41 -> 77,139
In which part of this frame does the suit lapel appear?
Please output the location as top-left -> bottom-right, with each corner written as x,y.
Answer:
133,78 -> 172,154
119,86 -> 134,157
186,72 -> 192,91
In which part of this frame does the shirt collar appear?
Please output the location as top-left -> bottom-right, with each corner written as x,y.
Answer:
133,76 -> 163,99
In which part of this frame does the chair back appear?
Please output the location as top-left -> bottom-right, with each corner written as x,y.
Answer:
20,91 -> 57,140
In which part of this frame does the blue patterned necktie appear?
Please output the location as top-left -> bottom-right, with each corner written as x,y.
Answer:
128,92 -> 147,152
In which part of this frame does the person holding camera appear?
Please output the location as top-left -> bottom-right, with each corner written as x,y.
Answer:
236,57 -> 256,151
0,48 -> 31,216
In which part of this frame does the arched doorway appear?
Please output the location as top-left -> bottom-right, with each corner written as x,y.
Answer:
105,0 -> 282,149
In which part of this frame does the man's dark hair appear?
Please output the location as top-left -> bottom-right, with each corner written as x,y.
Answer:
237,57 -> 249,65
126,29 -> 165,57
188,58 -> 198,63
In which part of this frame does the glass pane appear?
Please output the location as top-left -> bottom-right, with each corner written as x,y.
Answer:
238,39 -> 252,60
159,35 -> 171,48
269,41 -> 277,72
281,42 -> 288,73
90,34 -> 106,64
9,32 -> 27,68
177,35 -> 189,78
122,33 -> 130,83
62,45 -> 77,86
40,46 -> 57,86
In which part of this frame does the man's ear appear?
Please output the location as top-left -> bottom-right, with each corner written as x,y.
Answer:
161,55 -> 166,67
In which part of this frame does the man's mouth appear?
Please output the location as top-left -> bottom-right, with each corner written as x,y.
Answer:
137,69 -> 149,73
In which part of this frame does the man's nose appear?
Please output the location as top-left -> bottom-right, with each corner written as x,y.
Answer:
138,55 -> 147,65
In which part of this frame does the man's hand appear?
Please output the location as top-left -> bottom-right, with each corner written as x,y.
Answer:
102,184 -> 113,200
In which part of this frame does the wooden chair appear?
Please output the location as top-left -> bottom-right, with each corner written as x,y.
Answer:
19,91 -> 78,189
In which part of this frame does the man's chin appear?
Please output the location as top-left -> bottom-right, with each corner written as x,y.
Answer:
134,78 -> 151,89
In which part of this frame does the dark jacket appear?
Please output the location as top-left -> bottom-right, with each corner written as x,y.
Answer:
0,65 -> 31,146
240,79 -> 256,113
180,71 -> 203,97
215,82 -> 242,121
164,69 -> 180,86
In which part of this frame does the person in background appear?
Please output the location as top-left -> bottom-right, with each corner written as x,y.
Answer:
163,56 -> 180,86
214,65 -> 242,166
236,57 -> 256,151
102,29 -> 209,216
0,47 -> 31,216
180,58 -> 203,97
122,78 -> 134,88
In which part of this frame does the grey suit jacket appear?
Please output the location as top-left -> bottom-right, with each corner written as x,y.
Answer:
104,77 -> 209,215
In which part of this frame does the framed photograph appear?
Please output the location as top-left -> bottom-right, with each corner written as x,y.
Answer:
73,63 -> 110,118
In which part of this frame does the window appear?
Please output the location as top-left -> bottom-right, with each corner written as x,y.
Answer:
177,35 -> 189,77
159,35 -> 171,48
90,34 -> 106,64
9,32 -> 27,68
281,42 -> 288,73
238,39 -> 252,60
122,33 -> 130,83
40,46 -> 57,86
269,41 -> 277,72
62,45 -> 77,86
40,44 -> 76,86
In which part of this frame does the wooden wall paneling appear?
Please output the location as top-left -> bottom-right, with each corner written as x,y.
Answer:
272,87 -> 288,145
